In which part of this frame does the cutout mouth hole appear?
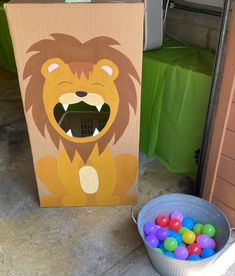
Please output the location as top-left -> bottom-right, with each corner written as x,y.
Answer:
54,102 -> 110,138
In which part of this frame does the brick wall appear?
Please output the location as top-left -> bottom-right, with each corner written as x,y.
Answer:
165,8 -> 222,51
211,99 -> 235,226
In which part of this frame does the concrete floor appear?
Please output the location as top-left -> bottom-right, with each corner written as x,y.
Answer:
0,67 -> 234,276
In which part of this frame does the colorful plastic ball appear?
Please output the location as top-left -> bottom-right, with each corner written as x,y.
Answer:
178,227 -> 188,235
170,231 -> 182,245
182,218 -> 194,230
201,248 -> 215,259
156,227 -> 169,241
164,237 -> 178,252
156,214 -> 169,227
159,242 -> 167,253
187,243 -> 202,256
201,224 -> 216,238
170,210 -> 184,222
188,254 -> 201,261
144,222 -> 159,236
169,218 -> 182,231
174,246 -> 189,260
155,248 -> 163,254
193,223 -> 203,234
164,251 -> 176,258
168,229 -> 176,235
196,234 -> 211,248
208,237 -> 216,250
145,235 -> 159,248
182,230 -> 196,244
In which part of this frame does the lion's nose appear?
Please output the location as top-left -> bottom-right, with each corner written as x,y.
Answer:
76,91 -> 87,97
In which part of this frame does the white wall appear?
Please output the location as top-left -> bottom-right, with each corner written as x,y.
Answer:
184,0 -> 224,7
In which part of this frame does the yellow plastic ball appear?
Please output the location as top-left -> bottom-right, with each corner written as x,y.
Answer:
182,230 -> 196,244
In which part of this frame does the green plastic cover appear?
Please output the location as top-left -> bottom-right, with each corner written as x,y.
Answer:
0,2 -> 16,72
140,38 -> 215,178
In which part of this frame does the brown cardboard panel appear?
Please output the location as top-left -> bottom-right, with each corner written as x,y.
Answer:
218,155 -> 235,186
214,177 -> 235,209
6,2 -> 144,206
222,129 -> 235,159
227,102 -> 235,131
212,198 -> 235,227
9,0 -> 142,3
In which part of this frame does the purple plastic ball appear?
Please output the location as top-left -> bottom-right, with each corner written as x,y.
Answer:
208,238 -> 216,250
197,234 -> 211,248
144,222 -> 159,236
174,246 -> 189,260
156,227 -> 169,241
145,235 -> 159,248
171,210 -> 184,222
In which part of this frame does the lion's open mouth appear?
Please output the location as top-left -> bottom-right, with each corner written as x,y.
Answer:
54,102 -> 110,138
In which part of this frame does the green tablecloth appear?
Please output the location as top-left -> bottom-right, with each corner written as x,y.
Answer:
0,1 -> 16,72
140,38 -> 214,178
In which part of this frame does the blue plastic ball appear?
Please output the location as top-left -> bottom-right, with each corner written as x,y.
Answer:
170,231 -> 183,245
182,218 -> 194,230
188,254 -> 201,261
168,229 -> 176,235
159,242 -> 167,253
164,251 -> 176,258
201,248 -> 215,259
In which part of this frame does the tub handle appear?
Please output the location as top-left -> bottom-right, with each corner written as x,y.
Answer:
227,227 -> 235,246
131,205 -> 141,224
212,227 -> 235,264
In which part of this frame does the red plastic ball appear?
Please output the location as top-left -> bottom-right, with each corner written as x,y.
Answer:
187,243 -> 202,256
156,214 -> 169,227
169,218 -> 182,231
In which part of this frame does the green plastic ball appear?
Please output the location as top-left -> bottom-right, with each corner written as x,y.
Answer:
193,223 -> 203,234
155,248 -> 163,254
178,227 -> 188,235
164,237 -> 178,252
202,224 -> 216,237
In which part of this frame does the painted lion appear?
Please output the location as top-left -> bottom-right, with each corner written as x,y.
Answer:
23,33 -> 139,206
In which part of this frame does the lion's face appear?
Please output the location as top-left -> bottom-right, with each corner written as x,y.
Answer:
41,58 -> 119,143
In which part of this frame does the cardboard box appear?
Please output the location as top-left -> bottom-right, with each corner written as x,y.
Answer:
5,0 -> 144,207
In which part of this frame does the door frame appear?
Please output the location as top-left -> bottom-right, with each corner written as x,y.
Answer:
195,0 -> 235,200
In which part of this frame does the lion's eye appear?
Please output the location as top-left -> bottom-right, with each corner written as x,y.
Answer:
58,81 -> 73,85
91,83 -> 104,87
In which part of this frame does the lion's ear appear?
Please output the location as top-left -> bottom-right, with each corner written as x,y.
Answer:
41,58 -> 66,78
96,59 -> 119,80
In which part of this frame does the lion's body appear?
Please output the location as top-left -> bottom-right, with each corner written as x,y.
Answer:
36,147 -> 137,206
23,34 -> 139,206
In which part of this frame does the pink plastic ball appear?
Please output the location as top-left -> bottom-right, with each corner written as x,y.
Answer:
174,246 -> 189,260
171,210 -> 184,222
196,234 -> 211,248
208,237 -> 216,250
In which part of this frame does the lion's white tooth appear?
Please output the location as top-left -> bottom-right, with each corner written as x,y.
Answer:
67,129 -> 73,137
62,104 -> 69,111
96,105 -> 103,112
93,128 -> 99,137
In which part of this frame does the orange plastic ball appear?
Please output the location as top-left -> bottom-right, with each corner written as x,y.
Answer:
182,230 -> 196,244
